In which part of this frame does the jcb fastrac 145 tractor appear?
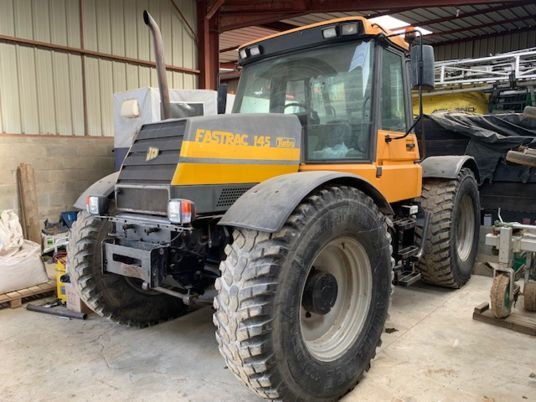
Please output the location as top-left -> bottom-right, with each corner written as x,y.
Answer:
69,11 -> 481,401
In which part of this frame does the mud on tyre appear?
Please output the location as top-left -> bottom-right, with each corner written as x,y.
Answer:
213,186 -> 393,401
416,168 -> 480,288
67,211 -> 187,327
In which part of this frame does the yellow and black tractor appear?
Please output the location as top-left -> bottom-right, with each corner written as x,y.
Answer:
69,11 -> 480,401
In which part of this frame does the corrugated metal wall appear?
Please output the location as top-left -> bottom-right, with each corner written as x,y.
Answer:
434,30 -> 536,61
0,0 -> 198,136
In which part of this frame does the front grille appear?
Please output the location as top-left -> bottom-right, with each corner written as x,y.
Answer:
216,186 -> 251,208
116,186 -> 170,215
117,120 -> 186,185
116,120 -> 185,214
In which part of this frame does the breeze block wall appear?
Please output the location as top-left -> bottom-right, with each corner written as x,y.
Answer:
0,134 -> 113,224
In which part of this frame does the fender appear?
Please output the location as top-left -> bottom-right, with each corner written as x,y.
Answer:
219,171 -> 393,233
421,155 -> 480,183
73,172 -> 119,209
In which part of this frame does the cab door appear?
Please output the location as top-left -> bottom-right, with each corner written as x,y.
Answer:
374,46 -> 422,200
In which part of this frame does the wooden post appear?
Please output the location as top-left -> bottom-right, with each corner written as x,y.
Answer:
17,163 -> 41,244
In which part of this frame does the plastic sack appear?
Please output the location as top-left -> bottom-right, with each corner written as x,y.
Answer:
0,210 -> 24,256
0,240 -> 48,294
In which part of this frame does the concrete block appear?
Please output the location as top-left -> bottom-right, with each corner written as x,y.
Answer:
0,195 -> 18,211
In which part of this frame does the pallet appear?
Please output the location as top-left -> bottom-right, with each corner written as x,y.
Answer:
0,280 -> 56,309
473,302 -> 536,336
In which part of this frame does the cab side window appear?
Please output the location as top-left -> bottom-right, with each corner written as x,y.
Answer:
380,49 -> 407,132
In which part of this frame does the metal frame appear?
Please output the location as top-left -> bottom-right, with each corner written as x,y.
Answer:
114,183 -> 171,216
435,48 -> 536,88
486,223 -> 536,298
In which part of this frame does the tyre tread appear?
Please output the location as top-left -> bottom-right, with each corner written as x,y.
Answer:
416,168 -> 478,288
214,186 -> 393,400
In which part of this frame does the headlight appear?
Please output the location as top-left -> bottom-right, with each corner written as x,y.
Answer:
322,26 -> 337,39
86,195 -> 108,215
167,199 -> 195,224
341,22 -> 359,36
249,45 -> 261,56
239,48 -> 247,59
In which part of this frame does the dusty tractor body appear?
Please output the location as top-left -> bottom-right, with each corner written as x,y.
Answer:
69,12 -> 481,401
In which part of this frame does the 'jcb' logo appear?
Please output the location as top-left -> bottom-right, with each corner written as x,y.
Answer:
146,147 -> 160,161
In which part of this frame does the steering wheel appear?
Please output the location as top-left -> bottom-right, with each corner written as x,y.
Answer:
284,102 -> 320,125
284,102 -> 309,112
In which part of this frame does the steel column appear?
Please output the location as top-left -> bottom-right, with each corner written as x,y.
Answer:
198,0 -> 221,89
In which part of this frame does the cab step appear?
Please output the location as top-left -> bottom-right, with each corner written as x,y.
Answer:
397,271 -> 422,287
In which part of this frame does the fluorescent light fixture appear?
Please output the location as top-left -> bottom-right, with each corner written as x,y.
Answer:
369,15 -> 432,36
369,15 -> 409,30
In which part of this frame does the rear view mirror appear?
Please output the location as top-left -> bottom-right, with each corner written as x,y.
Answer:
217,83 -> 228,114
410,45 -> 435,90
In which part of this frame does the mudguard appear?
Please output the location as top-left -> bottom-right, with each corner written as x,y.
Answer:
421,155 -> 479,183
219,171 -> 393,233
73,172 -> 119,210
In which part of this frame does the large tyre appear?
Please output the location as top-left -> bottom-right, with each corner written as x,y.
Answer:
416,168 -> 480,288
67,211 -> 187,327
214,186 -> 393,401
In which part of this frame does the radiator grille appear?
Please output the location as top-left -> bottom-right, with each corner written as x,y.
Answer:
116,186 -> 169,215
216,186 -> 251,208
116,120 -> 185,214
117,120 -> 185,185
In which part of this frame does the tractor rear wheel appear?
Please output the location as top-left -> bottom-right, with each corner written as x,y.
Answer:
416,168 -> 480,288
214,186 -> 393,401
67,211 -> 187,327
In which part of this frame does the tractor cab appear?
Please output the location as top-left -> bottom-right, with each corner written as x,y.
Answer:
234,17 -> 415,163
231,17 -> 435,203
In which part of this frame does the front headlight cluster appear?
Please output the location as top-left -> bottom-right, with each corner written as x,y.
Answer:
167,199 -> 195,224
86,196 -> 108,215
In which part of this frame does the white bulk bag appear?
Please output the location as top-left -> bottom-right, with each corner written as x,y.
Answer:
0,210 -> 24,256
0,210 -> 48,294
0,240 -> 49,294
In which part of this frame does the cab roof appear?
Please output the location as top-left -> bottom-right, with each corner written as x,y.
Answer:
238,16 -> 409,60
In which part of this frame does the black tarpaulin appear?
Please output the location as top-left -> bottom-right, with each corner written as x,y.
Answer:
421,112 -> 536,182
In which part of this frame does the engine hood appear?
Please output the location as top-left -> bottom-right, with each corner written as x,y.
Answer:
115,113 -> 302,215
172,113 -> 302,186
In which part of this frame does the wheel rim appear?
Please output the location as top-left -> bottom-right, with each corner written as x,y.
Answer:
300,237 -> 372,362
456,194 -> 475,261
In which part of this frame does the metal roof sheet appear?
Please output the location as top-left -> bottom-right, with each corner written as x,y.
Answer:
219,3 -> 536,69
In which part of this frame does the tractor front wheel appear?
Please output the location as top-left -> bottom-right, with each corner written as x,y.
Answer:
67,211 -> 187,327
214,186 -> 393,401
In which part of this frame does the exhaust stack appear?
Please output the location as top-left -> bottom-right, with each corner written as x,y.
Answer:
143,10 -> 171,120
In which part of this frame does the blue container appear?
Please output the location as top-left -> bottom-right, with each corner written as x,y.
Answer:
61,211 -> 79,228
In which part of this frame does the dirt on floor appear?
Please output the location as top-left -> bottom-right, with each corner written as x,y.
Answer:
0,275 -> 535,402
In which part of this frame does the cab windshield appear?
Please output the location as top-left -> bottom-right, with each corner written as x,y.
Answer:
233,41 -> 374,161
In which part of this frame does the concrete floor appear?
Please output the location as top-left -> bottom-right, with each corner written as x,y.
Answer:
0,275 -> 534,402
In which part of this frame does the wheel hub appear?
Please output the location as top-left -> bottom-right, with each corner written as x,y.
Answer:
302,270 -> 338,315
300,237 -> 372,362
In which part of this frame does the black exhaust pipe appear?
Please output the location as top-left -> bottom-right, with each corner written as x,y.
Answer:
143,10 -> 171,120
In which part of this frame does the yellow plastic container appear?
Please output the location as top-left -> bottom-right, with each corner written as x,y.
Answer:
412,92 -> 489,115
55,258 -> 67,304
